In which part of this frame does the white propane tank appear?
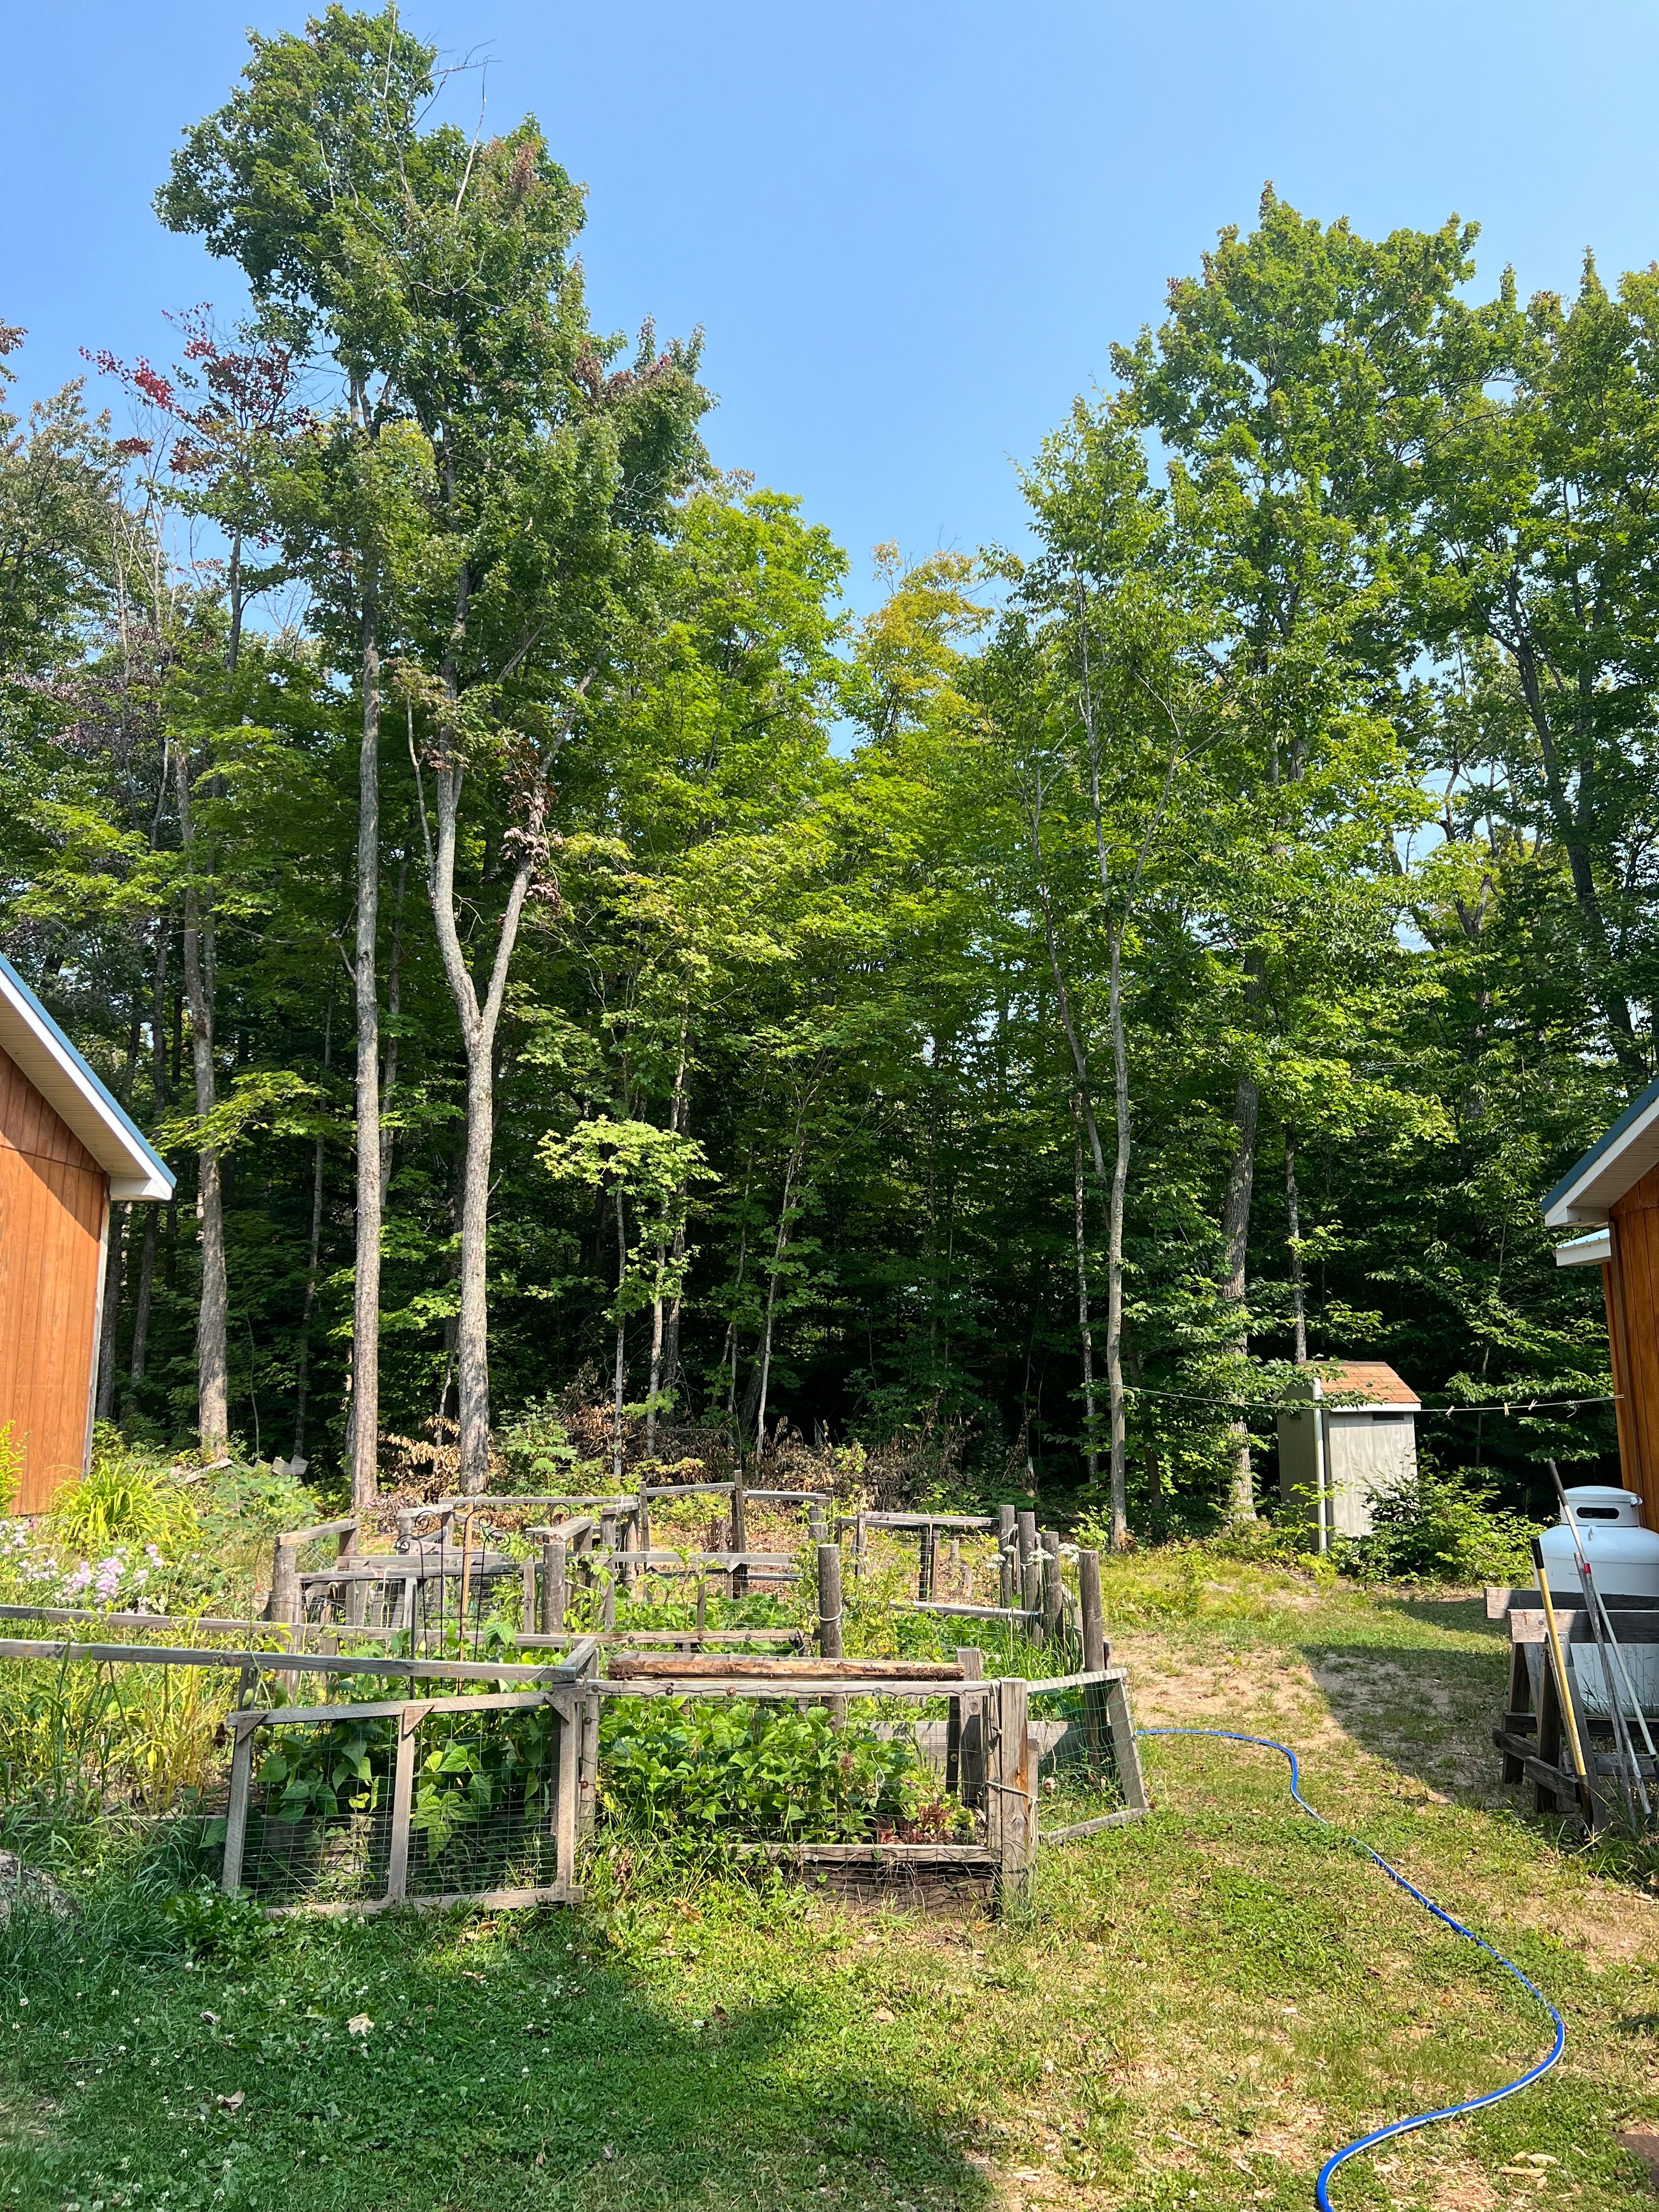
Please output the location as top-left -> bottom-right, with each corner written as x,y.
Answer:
1538,1486 -> 1659,1716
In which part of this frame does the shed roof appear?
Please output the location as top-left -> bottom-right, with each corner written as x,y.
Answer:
1541,1074 -> 1659,1227
1303,1359 -> 1421,1410
0,955 -> 174,1201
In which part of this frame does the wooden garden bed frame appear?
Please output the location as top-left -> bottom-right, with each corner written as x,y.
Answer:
221,1685 -> 590,1917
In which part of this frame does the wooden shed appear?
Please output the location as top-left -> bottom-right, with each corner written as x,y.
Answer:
1542,1076 -> 1659,1526
1277,1359 -> 1420,1543
0,954 -> 173,1514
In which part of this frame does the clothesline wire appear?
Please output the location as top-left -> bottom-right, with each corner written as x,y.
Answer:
1120,1384 -> 1618,1417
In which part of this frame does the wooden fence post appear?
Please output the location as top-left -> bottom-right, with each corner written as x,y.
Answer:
731,1474 -> 748,1599
541,1539 -> 567,1634
998,1503 -> 1016,1606
1105,1674 -> 1149,1813
1077,1549 -> 1107,1673
1019,1514 -> 1043,1642
987,1675 -> 1032,1903
636,1479 -> 652,1573
816,1543 -> 844,1660
947,1645 -> 985,1801
918,1521 -> 936,1603
221,1717 -> 256,1896
385,1703 -> 420,1903
817,1541 -> 846,1728
1041,1530 -> 1064,1645
555,1690 -> 581,1892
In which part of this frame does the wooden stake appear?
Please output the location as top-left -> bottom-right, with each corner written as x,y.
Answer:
1041,1530 -> 1063,1644
1077,1549 -> 1107,1673
997,1503 -> 1016,1606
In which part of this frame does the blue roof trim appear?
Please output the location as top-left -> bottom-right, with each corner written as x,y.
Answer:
1540,1071 -> 1659,1219
0,950 -> 174,1192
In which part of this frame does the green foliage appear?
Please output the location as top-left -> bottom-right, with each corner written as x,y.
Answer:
1337,1469 -> 1542,1587
47,1435 -> 199,1559
599,1697 -> 961,1842
494,1397 -> 583,1487
157,1881 -> 270,1966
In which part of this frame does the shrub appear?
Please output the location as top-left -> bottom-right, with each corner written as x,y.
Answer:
1337,1468 -> 1540,1586
495,1396 -> 583,1488
0,1423 -> 20,1515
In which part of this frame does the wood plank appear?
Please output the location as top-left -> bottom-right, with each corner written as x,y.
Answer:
263,1882 -> 581,1921
732,1842 -> 997,1864
594,1674 -> 981,1700
1039,1809 -> 1147,1840
0,1089 -> 105,1510
0,1637 -> 587,1682
385,1707 -> 419,1902
605,1654 -> 964,1681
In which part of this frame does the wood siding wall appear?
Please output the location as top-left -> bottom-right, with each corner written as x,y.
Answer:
1606,1164 -> 1659,1526
0,1043 -> 107,1513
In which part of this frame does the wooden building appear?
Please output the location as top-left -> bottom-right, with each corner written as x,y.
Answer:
0,955 -> 173,1513
1277,1358 -> 1420,1542
1543,1077 -> 1659,1526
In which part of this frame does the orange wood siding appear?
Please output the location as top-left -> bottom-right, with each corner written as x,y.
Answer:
1607,1165 -> 1659,1524
0,1042 -> 107,1513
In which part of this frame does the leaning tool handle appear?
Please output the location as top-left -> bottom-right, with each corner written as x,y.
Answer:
1547,1460 -> 1655,1827
1529,1536 -> 1589,1799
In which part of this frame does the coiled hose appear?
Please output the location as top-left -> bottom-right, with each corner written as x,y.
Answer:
1135,1728 -> 1566,2209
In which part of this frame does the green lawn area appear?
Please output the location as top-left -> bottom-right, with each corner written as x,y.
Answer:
2,1565 -> 1656,2212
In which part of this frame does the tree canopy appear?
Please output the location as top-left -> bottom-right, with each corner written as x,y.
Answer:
0,16 -> 1635,1525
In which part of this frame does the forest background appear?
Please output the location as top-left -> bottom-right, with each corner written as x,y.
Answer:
0,3 -> 1641,1538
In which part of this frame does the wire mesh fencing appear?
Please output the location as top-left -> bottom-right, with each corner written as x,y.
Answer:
222,1687 -> 585,1915
1028,1669 -> 1148,1842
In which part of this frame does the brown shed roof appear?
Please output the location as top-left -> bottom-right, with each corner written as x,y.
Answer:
1308,1359 -> 1420,1409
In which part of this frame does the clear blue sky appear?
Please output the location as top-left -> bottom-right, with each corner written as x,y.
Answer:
7,2 -> 1659,611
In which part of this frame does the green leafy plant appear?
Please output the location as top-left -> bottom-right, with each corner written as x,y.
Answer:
48,1436 -> 199,1558
1336,1469 -> 1541,1585
0,1423 -> 20,1516
599,1697 -> 963,1842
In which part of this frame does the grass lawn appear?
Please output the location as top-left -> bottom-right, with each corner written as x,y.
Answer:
2,1560 -> 1656,2211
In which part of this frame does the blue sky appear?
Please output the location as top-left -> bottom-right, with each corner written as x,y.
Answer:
6,2 -> 1659,613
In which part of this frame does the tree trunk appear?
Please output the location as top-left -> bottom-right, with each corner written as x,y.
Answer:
651,1014 -> 693,1449
754,1114 -> 808,1460
172,740 -> 229,1453
1221,1068 -> 1259,1521
349,574 -> 383,1509
127,1206 -> 157,1402
420,754 -> 545,1494
613,1188 -> 628,1488
1103,927 -> 1132,1547
1286,1130 -> 1307,1365
1070,1093 -> 1101,1494
380,851 -> 407,1198
95,1203 -> 127,1422
293,995 -> 332,1461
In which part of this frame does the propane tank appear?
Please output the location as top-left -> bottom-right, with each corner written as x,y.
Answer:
1538,1485 -> 1659,1716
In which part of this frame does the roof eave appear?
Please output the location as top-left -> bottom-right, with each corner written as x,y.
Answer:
1541,1073 -> 1659,1226
0,955 -> 175,1200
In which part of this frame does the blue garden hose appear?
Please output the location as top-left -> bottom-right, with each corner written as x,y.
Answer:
1135,1728 -> 1566,2209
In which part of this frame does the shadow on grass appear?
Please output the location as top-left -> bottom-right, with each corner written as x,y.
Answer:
0,1887 -> 997,2212
1372,1594 -> 1508,1640
1297,1627 -> 1511,1805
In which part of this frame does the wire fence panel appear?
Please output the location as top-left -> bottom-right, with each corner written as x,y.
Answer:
1029,1670 -> 1148,1840
223,1690 -> 581,1915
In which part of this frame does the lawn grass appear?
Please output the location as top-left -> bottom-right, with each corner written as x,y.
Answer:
2,1558 -> 1657,2211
